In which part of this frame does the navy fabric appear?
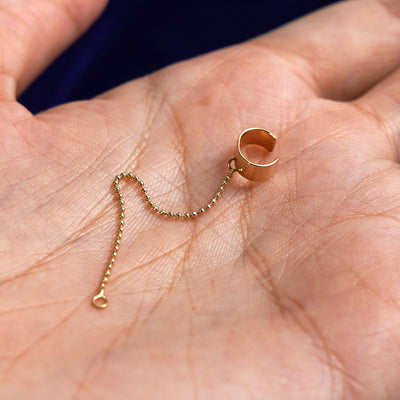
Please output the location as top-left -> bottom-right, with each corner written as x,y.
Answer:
19,0 -> 336,113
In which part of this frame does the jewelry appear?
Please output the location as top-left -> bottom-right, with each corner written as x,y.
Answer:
92,127 -> 278,309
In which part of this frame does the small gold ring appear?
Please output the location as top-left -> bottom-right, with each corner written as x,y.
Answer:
235,127 -> 279,181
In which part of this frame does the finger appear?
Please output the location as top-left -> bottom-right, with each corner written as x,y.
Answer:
251,0 -> 400,101
352,67 -> 400,159
0,0 -> 108,101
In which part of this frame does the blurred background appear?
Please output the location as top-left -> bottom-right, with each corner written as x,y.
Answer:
19,0 -> 336,113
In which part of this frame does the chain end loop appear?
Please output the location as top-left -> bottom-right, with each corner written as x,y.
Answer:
92,290 -> 108,309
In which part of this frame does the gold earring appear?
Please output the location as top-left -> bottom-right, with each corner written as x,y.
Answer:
92,127 -> 278,309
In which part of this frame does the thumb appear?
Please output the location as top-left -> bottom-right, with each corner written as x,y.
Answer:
0,0 -> 108,101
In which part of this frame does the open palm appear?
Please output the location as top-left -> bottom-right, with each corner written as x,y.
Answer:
1,0 -> 400,399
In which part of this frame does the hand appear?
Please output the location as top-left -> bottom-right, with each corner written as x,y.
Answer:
1,1 -> 400,398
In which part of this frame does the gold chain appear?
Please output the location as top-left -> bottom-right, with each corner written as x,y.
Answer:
92,157 -> 240,308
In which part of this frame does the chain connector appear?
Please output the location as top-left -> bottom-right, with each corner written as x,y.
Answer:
228,157 -> 242,174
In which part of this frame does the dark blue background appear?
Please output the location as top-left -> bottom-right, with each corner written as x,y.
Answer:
19,0 -> 336,113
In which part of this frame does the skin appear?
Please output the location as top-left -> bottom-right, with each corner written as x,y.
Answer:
1,0 -> 400,398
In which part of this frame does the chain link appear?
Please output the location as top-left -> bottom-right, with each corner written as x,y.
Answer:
92,158 -> 240,308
